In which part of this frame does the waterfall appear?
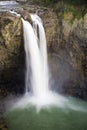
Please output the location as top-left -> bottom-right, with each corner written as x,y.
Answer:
6,12 -> 87,113
17,14 -> 67,108
30,14 -> 49,96
22,14 -> 49,98
22,18 -> 43,97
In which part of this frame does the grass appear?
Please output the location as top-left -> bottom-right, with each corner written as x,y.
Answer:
5,97 -> 87,130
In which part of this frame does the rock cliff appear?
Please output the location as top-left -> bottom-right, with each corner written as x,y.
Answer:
0,2 -> 87,100
40,6 -> 87,99
0,11 -> 24,95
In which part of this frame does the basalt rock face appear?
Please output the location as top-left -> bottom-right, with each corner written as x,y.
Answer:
40,8 -> 87,100
0,12 -> 24,95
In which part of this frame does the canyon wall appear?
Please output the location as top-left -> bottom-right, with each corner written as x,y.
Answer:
40,8 -> 87,99
0,12 -> 24,95
0,4 -> 87,99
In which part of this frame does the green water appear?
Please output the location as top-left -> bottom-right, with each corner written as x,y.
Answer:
5,97 -> 87,130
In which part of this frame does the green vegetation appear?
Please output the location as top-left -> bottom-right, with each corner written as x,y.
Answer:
53,0 -> 87,22
33,0 -> 87,5
63,5 -> 85,21
32,0 -> 87,21
64,0 -> 87,5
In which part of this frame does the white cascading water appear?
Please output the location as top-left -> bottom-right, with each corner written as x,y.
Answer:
22,14 -> 49,98
21,14 -> 67,108
22,18 -> 45,97
30,14 -> 49,96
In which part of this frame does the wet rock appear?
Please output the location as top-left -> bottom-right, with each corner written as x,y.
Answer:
29,4 -> 87,99
0,3 -> 87,100
44,10 -> 87,100
0,12 -> 25,94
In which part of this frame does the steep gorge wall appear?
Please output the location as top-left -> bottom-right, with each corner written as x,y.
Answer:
0,4 -> 87,99
0,12 -> 24,95
0,10 -> 32,96
40,8 -> 87,99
